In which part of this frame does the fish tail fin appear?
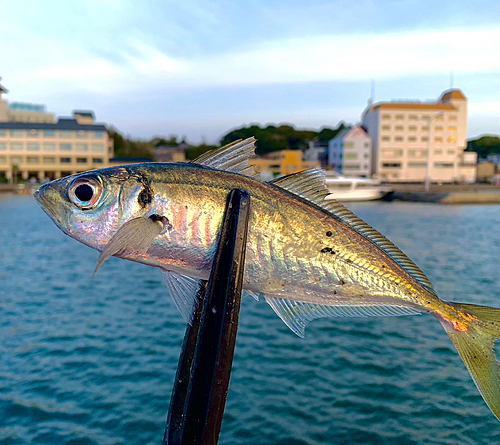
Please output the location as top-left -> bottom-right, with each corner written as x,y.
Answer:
439,302 -> 500,420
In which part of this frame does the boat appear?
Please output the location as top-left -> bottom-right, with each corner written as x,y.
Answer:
324,172 -> 393,202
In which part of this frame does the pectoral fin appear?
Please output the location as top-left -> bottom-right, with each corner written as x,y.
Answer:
94,216 -> 165,276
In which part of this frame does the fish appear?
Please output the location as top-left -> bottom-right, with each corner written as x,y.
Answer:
35,137 -> 500,421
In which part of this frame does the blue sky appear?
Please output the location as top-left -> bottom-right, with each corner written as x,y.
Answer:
2,0 -> 500,143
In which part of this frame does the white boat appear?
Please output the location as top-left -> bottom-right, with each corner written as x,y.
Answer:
324,172 -> 393,202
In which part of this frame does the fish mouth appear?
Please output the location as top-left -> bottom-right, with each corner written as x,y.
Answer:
34,184 -> 70,235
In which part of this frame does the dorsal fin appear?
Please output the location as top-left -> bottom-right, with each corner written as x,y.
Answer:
271,169 -> 436,294
191,137 -> 260,179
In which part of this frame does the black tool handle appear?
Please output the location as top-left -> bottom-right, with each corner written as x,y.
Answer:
164,188 -> 250,445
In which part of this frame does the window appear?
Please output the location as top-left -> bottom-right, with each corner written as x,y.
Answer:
395,125 -> 404,131
92,157 -> 103,164
421,126 -> 429,131
10,156 -> 23,165
27,143 -> 40,151
43,156 -> 56,164
434,150 -> 443,155
394,149 -> 403,157
60,143 -> 72,151
382,162 -> 401,168
408,136 -> 417,142
448,137 -> 456,143
408,150 -> 416,157
408,126 -> 417,131
364,153 -> 369,158
43,143 -> 56,151
421,137 -> 429,142
59,130 -> 72,138
382,125 -> 390,131
76,130 -> 87,138
28,129 -> 39,137
448,126 -> 457,132
447,150 -> 455,155
76,144 -> 88,151
60,157 -> 71,163
343,164 -> 360,170
408,162 -> 427,168
436,116 -> 444,121
0,129 -> 6,137
409,115 -> 418,120
395,114 -> 404,120
394,136 -> 404,142
434,137 -> 443,143
434,162 -> 453,168
343,142 -> 354,148
0,156 -> 6,164
422,115 -> 430,120
92,144 -> 104,152
364,142 -> 370,147
10,143 -> 23,151
43,130 -> 56,137
76,157 -> 88,164
93,131 -> 104,138
27,156 -> 39,164
435,126 -> 443,131
420,150 -> 428,157
449,115 -> 457,121
381,114 -> 391,120
10,129 -> 23,137
0,143 -> 6,150
343,153 -> 358,159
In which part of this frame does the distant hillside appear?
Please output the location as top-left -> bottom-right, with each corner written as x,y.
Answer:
467,135 -> 500,159
220,123 -> 349,156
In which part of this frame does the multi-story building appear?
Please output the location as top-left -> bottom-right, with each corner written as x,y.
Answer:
327,126 -> 372,177
250,149 -> 320,176
362,89 -> 476,183
0,82 -> 113,182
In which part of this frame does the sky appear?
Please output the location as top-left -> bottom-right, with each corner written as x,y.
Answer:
2,0 -> 500,143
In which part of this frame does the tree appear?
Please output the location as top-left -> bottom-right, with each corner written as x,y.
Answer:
467,135 -> 500,159
220,123 -> 349,156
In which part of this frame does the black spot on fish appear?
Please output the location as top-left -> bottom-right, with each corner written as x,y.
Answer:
139,188 -> 153,207
346,259 -> 352,264
340,279 -> 345,285
320,247 -> 332,253
333,290 -> 337,295
326,231 -> 332,237
330,250 -> 336,255
149,214 -> 172,231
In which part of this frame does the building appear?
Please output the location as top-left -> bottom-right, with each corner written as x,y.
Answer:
477,161 -> 497,183
0,81 -> 113,182
362,89 -> 476,183
154,143 -> 188,162
327,126 -> 372,177
249,150 -> 320,176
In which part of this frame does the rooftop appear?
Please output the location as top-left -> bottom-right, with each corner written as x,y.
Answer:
0,117 -> 108,131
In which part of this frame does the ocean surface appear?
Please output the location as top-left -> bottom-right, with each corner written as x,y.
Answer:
1,194 -> 500,445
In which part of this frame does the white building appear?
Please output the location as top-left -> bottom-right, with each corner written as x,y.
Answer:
362,89 -> 476,183
327,126 -> 372,177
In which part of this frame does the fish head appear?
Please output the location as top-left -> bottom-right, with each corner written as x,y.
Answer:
34,166 -> 151,251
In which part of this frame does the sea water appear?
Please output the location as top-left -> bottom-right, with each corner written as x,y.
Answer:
0,195 -> 499,444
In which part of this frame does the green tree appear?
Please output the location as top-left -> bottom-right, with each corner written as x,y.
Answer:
467,135 -> 500,159
220,123 -> 349,155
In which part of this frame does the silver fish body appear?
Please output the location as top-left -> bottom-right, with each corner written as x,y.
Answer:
35,138 -> 500,421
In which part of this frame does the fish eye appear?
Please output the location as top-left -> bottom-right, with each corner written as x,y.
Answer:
68,176 -> 102,209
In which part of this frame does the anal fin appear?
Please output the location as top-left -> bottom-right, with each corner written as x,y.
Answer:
265,296 -> 420,338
